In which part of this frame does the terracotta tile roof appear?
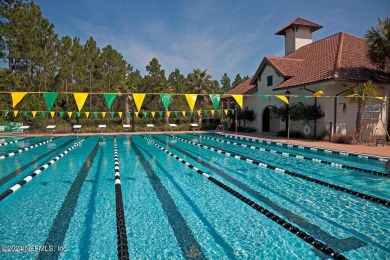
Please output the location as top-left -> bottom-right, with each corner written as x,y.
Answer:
275,17 -> 323,35
223,77 -> 256,97
272,32 -> 390,89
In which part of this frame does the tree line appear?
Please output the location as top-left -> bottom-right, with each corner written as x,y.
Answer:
0,0 -> 249,126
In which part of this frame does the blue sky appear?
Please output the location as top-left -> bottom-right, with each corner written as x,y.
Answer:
35,0 -> 390,82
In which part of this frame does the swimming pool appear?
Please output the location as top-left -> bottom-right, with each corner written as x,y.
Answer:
0,133 -> 389,259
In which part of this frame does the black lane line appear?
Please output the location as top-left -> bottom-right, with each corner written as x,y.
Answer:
0,138 -> 76,186
176,135 -> 390,208
131,139 -> 206,260
114,137 -> 130,260
198,134 -> 389,177
38,139 -> 100,259
142,137 -> 236,259
143,136 -> 346,260
222,134 -> 389,161
156,135 -> 367,254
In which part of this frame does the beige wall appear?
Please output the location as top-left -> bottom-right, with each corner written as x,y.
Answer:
285,27 -> 313,55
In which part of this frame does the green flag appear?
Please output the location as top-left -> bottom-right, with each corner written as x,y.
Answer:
23,111 -> 28,117
4,110 -> 9,116
59,111 -> 64,118
160,94 -> 172,111
189,111 -> 193,117
158,111 -> 163,117
203,110 -> 208,116
174,111 -> 179,117
209,94 -> 220,110
110,112 -> 115,118
76,112 -> 81,118
41,111 -> 46,117
93,112 -> 98,119
43,92 -> 59,111
103,93 -> 117,110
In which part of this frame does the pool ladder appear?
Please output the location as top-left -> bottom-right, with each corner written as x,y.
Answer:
215,124 -> 224,133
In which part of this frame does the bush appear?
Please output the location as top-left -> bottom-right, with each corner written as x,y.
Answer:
332,135 -> 354,144
277,130 -> 304,138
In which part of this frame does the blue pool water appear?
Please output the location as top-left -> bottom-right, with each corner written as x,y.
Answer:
0,133 -> 389,259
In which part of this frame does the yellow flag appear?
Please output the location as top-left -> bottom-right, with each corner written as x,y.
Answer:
375,96 -> 385,101
312,90 -> 324,97
50,111 -> 55,118
102,112 -> 106,118
132,94 -> 146,112
68,111 -> 73,118
276,95 -> 289,104
346,94 -> 358,98
167,111 -> 171,117
211,110 -> 215,116
32,111 -> 37,118
85,112 -> 90,118
134,112 -> 139,117
232,95 -> 243,108
197,110 -> 201,116
151,111 -> 156,118
185,94 -> 197,111
73,93 -> 88,111
118,112 -> 123,118
224,109 -> 228,115
182,111 -> 186,117
13,110 -> 19,117
11,92 -> 28,108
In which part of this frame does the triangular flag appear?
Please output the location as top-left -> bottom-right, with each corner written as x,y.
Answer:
50,111 -> 55,118
4,110 -> 9,116
134,112 -> 139,117
103,93 -> 117,110
159,111 -> 163,117
375,96 -> 385,101
189,111 -> 193,117
174,111 -> 178,117
118,112 -> 123,118
110,112 -> 115,118
68,111 -> 73,118
11,92 -> 27,108
85,112 -> 90,118
59,111 -> 64,118
312,90 -> 323,97
211,110 -> 215,116
203,110 -> 208,116
258,94 -> 271,101
276,95 -> 289,104
73,93 -> 88,111
93,112 -> 98,119
160,94 -> 172,111
224,109 -> 228,115
13,110 -> 19,117
76,112 -> 81,118
102,112 -> 107,118
232,95 -> 243,108
126,112 -> 131,117
304,96 -> 309,99
32,111 -> 37,117
23,110 -> 28,117
217,110 -> 221,115
209,94 -> 220,110
346,94 -> 359,98
230,109 -> 235,115
197,110 -> 201,116
132,94 -> 146,112
151,112 -> 156,118
185,94 -> 197,111
166,111 -> 170,117
142,111 -> 147,117
41,111 -> 46,117
43,92 -> 58,111
182,111 -> 186,117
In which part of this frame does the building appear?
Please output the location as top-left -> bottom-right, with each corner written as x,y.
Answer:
226,18 -> 390,140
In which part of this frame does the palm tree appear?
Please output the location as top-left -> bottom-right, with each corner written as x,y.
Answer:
365,16 -> 390,73
187,68 -> 215,123
345,81 -> 379,143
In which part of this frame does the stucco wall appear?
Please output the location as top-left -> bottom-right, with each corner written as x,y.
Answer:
285,27 -> 313,55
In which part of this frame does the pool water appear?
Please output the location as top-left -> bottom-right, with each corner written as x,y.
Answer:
0,133 -> 389,259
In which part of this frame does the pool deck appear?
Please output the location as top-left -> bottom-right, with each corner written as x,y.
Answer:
5,130 -> 389,158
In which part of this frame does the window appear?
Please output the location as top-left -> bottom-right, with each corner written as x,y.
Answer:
267,75 -> 273,86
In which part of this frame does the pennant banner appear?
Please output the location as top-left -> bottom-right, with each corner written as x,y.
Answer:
185,94 -> 197,111
102,112 -> 106,118
118,112 -> 123,118
232,95 -> 243,108
50,111 -> 55,118
132,94 -> 146,112
312,90 -> 324,97
11,92 -> 28,108
68,112 -> 73,118
151,111 -> 155,118
276,95 -> 289,104
13,111 -> 19,117
103,93 -> 117,110
85,112 -> 90,118
258,94 -> 271,101
73,93 -> 88,111
32,111 -> 37,118
43,92 -> 58,111
209,94 -> 220,110
93,112 -> 98,119
160,94 -> 172,111
59,111 -> 64,118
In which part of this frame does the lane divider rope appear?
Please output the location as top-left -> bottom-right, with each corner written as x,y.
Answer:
223,134 -> 389,161
0,138 -> 27,147
173,135 -> 390,208
0,138 -> 55,160
200,135 -> 389,177
0,138 -> 85,202
114,136 -> 130,260
143,136 -> 346,260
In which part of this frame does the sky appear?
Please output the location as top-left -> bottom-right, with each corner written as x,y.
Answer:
35,0 -> 390,82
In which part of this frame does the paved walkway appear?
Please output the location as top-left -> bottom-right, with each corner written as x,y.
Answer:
227,131 -> 390,158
